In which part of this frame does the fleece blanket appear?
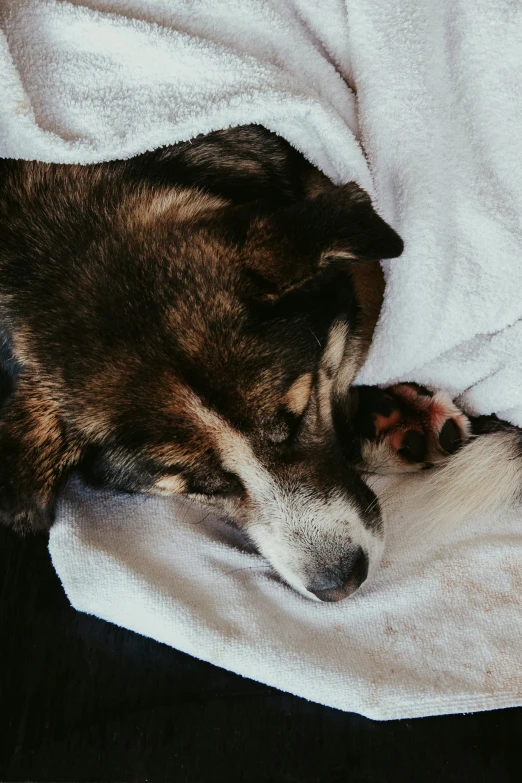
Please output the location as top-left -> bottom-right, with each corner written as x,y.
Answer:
2,0 -> 522,719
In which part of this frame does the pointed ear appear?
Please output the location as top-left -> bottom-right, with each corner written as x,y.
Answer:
242,182 -> 403,300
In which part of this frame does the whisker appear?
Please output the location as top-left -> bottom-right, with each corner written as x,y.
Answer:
309,328 -> 322,348
192,509 -> 214,526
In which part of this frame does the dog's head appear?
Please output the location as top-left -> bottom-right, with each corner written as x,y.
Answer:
71,180 -> 403,601
1,156 -> 402,600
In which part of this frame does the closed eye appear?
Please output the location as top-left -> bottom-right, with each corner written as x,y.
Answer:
186,471 -> 244,499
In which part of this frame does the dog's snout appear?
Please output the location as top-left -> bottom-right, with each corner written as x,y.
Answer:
307,547 -> 369,602
310,584 -> 352,603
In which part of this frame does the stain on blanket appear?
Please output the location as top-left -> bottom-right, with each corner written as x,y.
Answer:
438,559 -> 518,611
484,652 -> 522,697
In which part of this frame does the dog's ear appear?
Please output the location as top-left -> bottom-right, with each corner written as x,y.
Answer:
242,182 -> 403,300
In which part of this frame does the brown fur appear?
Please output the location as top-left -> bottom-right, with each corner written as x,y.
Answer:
0,125 -> 404,599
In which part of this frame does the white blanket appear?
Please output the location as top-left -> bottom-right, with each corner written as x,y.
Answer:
50,477 -> 522,721
2,0 -> 522,719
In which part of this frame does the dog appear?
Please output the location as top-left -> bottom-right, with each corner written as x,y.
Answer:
1,125 -> 507,601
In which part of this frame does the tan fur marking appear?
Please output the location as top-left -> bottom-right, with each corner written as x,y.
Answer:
151,474 -> 187,495
283,372 -> 313,415
333,336 -> 365,398
313,321 -> 351,425
134,189 -> 228,225
10,326 -> 34,366
175,387 -> 270,489
320,249 -> 357,266
322,321 -> 349,377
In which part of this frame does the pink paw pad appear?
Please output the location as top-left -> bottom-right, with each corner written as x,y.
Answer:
388,384 -> 471,461
354,383 -> 472,471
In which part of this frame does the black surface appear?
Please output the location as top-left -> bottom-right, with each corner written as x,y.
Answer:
1,525 -> 520,783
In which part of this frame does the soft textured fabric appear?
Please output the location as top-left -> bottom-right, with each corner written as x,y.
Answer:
1,0 -> 521,420
2,0 -> 522,719
49,478 -> 522,721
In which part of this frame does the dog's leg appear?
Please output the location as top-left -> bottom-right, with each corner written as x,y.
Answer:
0,377 -> 81,533
352,383 -> 472,474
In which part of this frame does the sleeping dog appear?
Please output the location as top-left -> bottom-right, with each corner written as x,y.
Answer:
0,125 -> 503,601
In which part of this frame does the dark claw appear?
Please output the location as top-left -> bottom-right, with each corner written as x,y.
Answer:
398,430 -> 426,463
439,419 -> 463,454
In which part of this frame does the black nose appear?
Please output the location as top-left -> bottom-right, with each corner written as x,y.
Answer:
307,547 -> 369,602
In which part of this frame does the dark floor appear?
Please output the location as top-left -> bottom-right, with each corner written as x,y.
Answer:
1,525 -> 520,783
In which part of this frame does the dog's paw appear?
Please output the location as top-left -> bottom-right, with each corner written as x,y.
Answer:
353,383 -> 472,474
